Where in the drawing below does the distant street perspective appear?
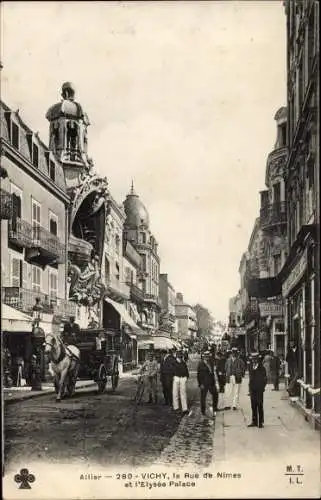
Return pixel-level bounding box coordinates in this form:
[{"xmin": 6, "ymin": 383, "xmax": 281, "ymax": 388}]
[{"xmin": 1, "ymin": 2, "xmax": 320, "ymax": 498}]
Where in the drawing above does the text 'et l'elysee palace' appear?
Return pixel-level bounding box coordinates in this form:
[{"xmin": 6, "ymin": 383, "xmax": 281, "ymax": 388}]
[{"xmin": 0, "ymin": 81, "xmax": 198, "ymax": 380}]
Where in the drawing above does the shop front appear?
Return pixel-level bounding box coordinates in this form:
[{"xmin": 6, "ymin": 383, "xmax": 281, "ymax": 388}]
[{"xmin": 282, "ymin": 233, "xmax": 320, "ymax": 415}]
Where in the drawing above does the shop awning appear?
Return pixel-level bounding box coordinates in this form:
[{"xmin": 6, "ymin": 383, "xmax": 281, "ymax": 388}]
[
  {"xmin": 104, "ymin": 297, "xmax": 141, "ymax": 335},
  {"xmin": 246, "ymin": 276, "xmax": 281, "ymax": 298},
  {"xmin": 138, "ymin": 336, "xmax": 181, "ymax": 351},
  {"xmin": 1, "ymin": 304, "xmax": 32, "ymax": 332}
]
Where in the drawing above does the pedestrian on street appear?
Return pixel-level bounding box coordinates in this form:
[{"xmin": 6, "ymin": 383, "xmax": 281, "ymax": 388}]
[
  {"xmin": 160, "ymin": 349, "xmax": 176, "ymax": 406},
  {"xmin": 263, "ymin": 350, "xmax": 273, "ymax": 384},
  {"xmin": 215, "ymin": 350, "xmax": 227, "ymax": 410},
  {"xmin": 172, "ymin": 350, "xmax": 189, "ymax": 415},
  {"xmin": 139, "ymin": 352, "xmax": 159, "ymax": 404},
  {"xmin": 270, "ymin": 352, "xmax": 281, "ymax": 391},
  {"xmin": 225, "ymin": 347, "xmax": 246, "ymax": 410},
  {"xmin": 248, "ymin": 352, "xmax": 267, "ymax": 428},
  {"xmin": 197, "ymin": 351, "xmax": 219, "ymax": 417},
  {"xmin": 286, "ymin": 341, "xmax": 299, "ymax": 396}
]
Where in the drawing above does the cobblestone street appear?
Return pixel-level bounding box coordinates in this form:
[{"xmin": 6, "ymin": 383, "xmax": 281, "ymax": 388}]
[{"xmin": 5, "ymin": 357, "xmax": 215, "ymax": 470}]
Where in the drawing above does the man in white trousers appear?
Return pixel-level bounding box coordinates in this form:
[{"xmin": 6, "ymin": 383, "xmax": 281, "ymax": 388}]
[
  {"xmin": 172, "ymin": 350, "xmax": 189, "ymax": 415},
  {"xmin": 225, "ymin": 348, "xmax": 246, "ymax": 410}
]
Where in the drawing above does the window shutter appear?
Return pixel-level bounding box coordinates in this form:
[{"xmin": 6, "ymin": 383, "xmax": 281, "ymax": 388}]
[
  {"xmin": 22, "ymin": 262, "xmax": 29, "ymax": 289},
  {"xmin": 11, "ymin": 258, "xmax": 21, "ymax": 287},
  {"xmin": 49, "ymin": 272, "xmax": 57, "ymax": 299},
  {"xmin": 12, "ymin": 193, "xmax": 22, "ymax": 218},
  {"xmin": 49, "ymin": 218, "xmax": 58, "ymax": 235}
]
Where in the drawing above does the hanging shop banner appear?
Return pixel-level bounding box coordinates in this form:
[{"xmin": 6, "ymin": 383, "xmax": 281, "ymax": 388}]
[
  {"xmin": 259, "ymin": 302, "xmax": 283, "ymax": 317},
  {"xmin": 282, "ymin": 250, "xmax": 307, "ymax": 298}
]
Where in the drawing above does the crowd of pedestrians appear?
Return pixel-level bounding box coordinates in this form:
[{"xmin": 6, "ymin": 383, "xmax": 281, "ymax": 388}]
[{"xmin": 136, "ymin": 345, "xmax": 287, "ymax": 427}]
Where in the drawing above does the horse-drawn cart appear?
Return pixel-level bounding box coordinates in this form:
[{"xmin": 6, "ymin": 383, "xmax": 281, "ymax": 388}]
[{"xmin": 63, "ymin": 328, "xmax": 120, "ymax": 394}]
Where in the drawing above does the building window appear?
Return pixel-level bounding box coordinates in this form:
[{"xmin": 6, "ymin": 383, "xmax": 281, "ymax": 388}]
[
  {"xmin": 11, "ymin": 121, "xmax": 19, "ymax": 149},
  {"xmin": 11, "ymin": 257, "xmax": 22, "ymax": 287},
  {"xmin": 115, "ymin": 262, "xmax": 120, "ymax": 281},
  {"xmin": 32, "ymin": 143, "xmax": 39, "ymax": 168},
  {"xmin": 140, "ymin": 232, "xmax": 146, "ymax": 244},
  {"xmin": 32, "ymin": 266, "xmax": 41, "ymax": 292},
  {"xmin": 32, "ymin": 199, "xmax": 41, "ymax": 242},
  {"xmin": 141, "ymin": 254, "xmax": 147, "ymax": 271},
  {"xmin": 49, "ymin": 271, "xmax": 58, "ymax": 301},
  {"xmin": 49, "ymin": 161, "xmax": 56, "ymax": 182},
  {"xmin": 49, "ymin": 211, "xmax": 58, "ymax": 236}
]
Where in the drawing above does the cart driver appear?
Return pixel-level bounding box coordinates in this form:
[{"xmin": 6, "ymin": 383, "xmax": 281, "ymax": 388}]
[
  {"xmin": 62, "ymin": 316, "xmax": 80, "ymax": 344},
  {"xmin": 139, "ymin": 352, "xmax": 159, "ymax": 404}
]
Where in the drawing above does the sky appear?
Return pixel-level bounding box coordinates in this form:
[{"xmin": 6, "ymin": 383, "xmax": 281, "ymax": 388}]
[{"xmin": 1, "ymin": 1, "xmax": 286, "ymax": 321}]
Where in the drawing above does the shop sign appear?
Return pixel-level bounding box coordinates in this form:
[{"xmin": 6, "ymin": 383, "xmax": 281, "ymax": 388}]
[
  {"xmin": 259, "ymin": 302, "xmax": 283, "ymax": 317},
  {"xmin": 282, "ymin": 250, "xmax": 307, "ymax": 297}
]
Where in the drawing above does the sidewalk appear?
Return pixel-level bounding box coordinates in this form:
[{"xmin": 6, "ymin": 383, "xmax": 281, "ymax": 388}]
[
  {"xmin": 213, "ymin": 377, "xmax": 320, "ymax": 464},
  {"xmin": 3, "ymin": 380, "xmax": 96, "ymax": 403},
  {"xmin": 3, "ymin": 369, "xmax": 136, "ymax": 403}
]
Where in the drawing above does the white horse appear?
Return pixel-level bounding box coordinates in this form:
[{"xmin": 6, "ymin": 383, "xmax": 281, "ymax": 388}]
[{"xmin": 44, "ymin": 333, "xmax": 80, "ymax": 402}]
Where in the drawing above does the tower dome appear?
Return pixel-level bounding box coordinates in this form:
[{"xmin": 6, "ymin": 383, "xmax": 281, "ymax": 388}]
[
  {"xmin": 123, "ymin": 181, "xmax": 149, "ymax": 228},
  {"xmin": 46, "ymin": 82, "xmax": 90, "ymax": 169}
]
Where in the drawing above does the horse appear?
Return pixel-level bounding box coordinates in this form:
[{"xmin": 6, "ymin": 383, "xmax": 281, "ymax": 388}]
[{"xmin": 44, "ymin": 333, "xmax": 80, "ymax": 402}]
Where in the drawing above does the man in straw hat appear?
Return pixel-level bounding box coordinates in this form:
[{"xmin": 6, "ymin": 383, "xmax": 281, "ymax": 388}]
[
  {"xmin": 247, "ymin": 352, "xmax": 267, "ymax": 428},
  {"xmin": 225, "ymin": 347, "xmax": 246, "ymax": 410},
  {"xmin": 172, "ymin": 350, "xmax": 189, "ymax": 415}
]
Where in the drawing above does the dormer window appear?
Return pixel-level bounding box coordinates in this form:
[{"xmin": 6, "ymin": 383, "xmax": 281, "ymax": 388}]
[
  {"xmin": 32, "ymin": 142, "xmax": 39, "ymax": 168},
  {"xmin": 49, "ymin": 160, "xmax": 56, "ymax": 182},
  {"xmin": 11, "ymin": 121, "xmax": 19, "ymax": 149}
]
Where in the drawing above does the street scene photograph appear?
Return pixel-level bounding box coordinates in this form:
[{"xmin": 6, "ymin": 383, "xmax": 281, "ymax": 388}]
[{"xmin": 1, "ymin": 1, "xmax": 320, "ymax": 499}]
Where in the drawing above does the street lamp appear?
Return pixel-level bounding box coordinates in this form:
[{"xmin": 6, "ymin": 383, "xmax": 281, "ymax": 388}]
[{"xmin": 31, "ymin": 298, "xmax": 43, "ymax": 391}]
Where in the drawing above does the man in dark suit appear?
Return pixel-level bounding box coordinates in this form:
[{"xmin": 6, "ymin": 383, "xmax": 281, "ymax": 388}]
[
  {"xmin": 248, "ymin": 352, "xmax": 267, "ymax": 428},
  {"xmin": 197, "ymin": 351, "xmax": 219, "ymax": 417},
  {"xmin": 160, "ymin": 349, "xmax": 176, "ymax": 406}
]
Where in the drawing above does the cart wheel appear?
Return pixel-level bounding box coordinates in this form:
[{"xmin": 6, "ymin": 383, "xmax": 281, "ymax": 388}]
[
  {"xmin": 97, "ymin": 364, "xmax": 107, "ymax": 393},
  {"xmin": 111, "ymin": 369, "xmax": 119, "ymax": 392}
]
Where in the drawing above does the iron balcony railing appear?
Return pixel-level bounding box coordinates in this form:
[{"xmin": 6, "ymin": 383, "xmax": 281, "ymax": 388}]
[
  {"xmin": 144, "ymin": 293, "xmax": 162, "ymax": 307},
  {"xmin": 2, "ymin": 286, "xmax": 77, "ymax": 317},
  {"xmin": 260, "ymin": 201, "xmax": 287, "ymax": 228},
  {"xmin": 126, "ymin": 281, "xmax": 145, "ymax": 302},
  {"xmin": 106, "ymin": 278, "xmax": 130, "ymax": 300},
  {"xmin": 0, "ymin": 188, "xmax": 13, "ymax": 219},
  {"xmin": 32, "ymin": 225, "xmax": 66, "ymax": 263},
  {"xmin": 8, "ymin": 218, "xmax": 33, "ymax": 248}
]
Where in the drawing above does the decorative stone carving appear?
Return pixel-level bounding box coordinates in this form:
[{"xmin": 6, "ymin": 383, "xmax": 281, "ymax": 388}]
[{"xmin": 68, "ymin": 255, "xmax": 106, "ymax": 307}]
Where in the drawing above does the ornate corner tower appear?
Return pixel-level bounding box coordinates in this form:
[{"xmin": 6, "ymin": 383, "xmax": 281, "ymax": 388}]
[{"xmin": 46, "ymin": 83, "xmax": 110, "ymax": 316}]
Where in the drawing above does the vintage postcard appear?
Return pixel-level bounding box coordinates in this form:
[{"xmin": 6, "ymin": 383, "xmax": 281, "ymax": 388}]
[{"xmin": 1, "ymin": 1, "xmax": 320, "ymax": 499}]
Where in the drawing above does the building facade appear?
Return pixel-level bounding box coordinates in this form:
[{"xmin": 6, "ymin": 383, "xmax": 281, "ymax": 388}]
[
  {"xmin": 256, "ymin": 108, "xmax": 289, "ymax": 356},
  {"xmin": 123, "ymin": 183, "xmax": 161, "ymax": 330},
  {"xmin": 1, "ymin": 99, "xmax": 75, "ymax": 383},
  {"xmin": 282, "ymin": 0, "xmax": 320, "ymax": 417},
  {"xmin": 159, "ymin": 273, "xmax": 177, "ymax": 336},
  {"xmin": 175, "ymin": 292, "xmax": 197, "ymax": 340}
]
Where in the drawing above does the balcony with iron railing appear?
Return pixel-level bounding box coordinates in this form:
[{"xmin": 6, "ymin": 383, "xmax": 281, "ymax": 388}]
[
  {"xmin": 8, "ymin": 218, "xmax": 33, "ymax": 248},
  {"xmin": 0, "ymin": 188, "xmax": 13, "ymax": 219},
  {"xmin": 106, "ymin": 277, "xmax": 130, "ymax": 300},
  {"xmin": 26, "ymin": 225, "xmax": 66, "ymax": 266},
  {"xmin": 126, "ymin": 281, "xmax": 145, "ymax": 302},
  {"xmin": 260, "ymin": 201, "xmax": 287, "ymax": 229},
  {"xmin": 2, "ymin": 286, "xmax": 77, "ymax": 318},
  {"xmin": 144, "ymin": 293, "xmax": 162, "ymax": 307}
]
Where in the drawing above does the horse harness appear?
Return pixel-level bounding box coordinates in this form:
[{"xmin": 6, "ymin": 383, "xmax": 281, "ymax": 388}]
[{"xmin": 44, "ymin": 334, "xmax": 79, "ymax": 364}]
